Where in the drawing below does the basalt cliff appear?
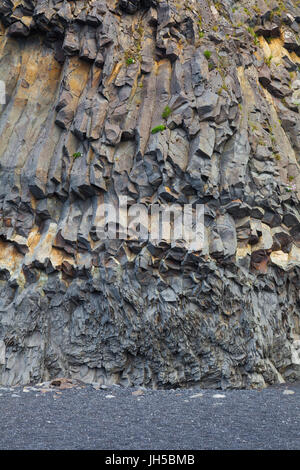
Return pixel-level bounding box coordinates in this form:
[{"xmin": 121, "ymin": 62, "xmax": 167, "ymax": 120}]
[{"xmin": 0, "ymin": 0, "xmax": 300, "ymax": 389}]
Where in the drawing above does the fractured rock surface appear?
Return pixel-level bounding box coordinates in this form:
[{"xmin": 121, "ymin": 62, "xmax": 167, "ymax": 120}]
[{"xmin": 0, "ymin": 0, "xmax": 300, "ymax": 388}]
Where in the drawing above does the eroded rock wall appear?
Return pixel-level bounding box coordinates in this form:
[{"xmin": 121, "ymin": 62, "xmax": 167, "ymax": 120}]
[{"xmin": 0, "ymin": 0, "xmax": 300, "ymax": 388}]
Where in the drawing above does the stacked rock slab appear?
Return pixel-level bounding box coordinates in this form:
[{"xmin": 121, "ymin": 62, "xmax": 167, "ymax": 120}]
[{"xmin": 0, "ymin": 0, "xmax": 299, "ymax": 388}]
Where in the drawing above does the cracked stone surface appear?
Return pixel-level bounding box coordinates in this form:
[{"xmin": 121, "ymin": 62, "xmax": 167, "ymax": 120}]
[{"xmin": 0, "ymin": 1, "xmax": 300, "ymax": 389}]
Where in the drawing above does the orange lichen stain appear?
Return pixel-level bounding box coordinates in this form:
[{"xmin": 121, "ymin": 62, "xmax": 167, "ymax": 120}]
[
  {"xmin": 0, "ymin": 24, "xmax": 8, "ymax": 55},
  {"xmin": 12, "ymin": 1, "xmax": 22, "ymax": 11},
  {"xmin": 107, "ymin": 61, "xmax": 123, "ymax": 85},
  {"xmin": 23, "ymin": 63, "xmax": 39, "ymax": 87},
  {"xmin": 267, "ymin": 37, "xmax": 284, "ymax": 59},
  {"xmin": 0, "ymin": 240, "xmax": 23, "ymax": 273},
  {"xmin": 252, "ymin": 257, "xmax": 269, "ymax": 273},
  {"xmin": 15, "ymin": 38, "xmax": 59, "ymax": 100},
  {"xmin": 3, "ymin": 218, "xmax": 12, "ymax": 227},
  {"xmin": 67, "ymin": 57, "xmax": 91, "ymax": 97},
  {"xmin": 130, "ymin": 19, "xmax": 138, "ymax": 35},
  {"xmin": 44, "ymin": 231, "xmax": 55, "ymax": 246},
  {"xmin": 237, "ymin": 245, "xmax": 251, "ymax": 256},
  {"xmin": 258, "ymin": 34, "xmax": 300, "ymax": 65},
  {"xmin": 87, "ymin": 147, "xmax": 95, "ymax": 164},
  {"xmin": 20, "ymin": 16, "xmax": 33, "ymax": 28},
  {"xmin": 153, "ymin": 59, "xmax": 170, "ymax": 75},
  {"xmin": 49, "ymin": 247, "xmax": 75, "ymax": 269},
  {"xmin": 90, "ymin": 67, "xmax": 102, "ymax": 89},
  {"xmin": 289, "ymin": 51, "xmax": 300, "ymax": 64},
  {"xmin": 13, "ymin": 97, "xmax": 28, "ymax": 107},
  {"xmin": 129, "ymin": 70, "xmax": 141, "ymax": 104},
  {"xmin": 270, "ymin": 250, "xmax": 289, "ymax": 266},
  {"xmin": 30, "ymin": 195, "xmax": 37, "ymax": 211},
  {"xmin": 175, "ymin": 39, "xmax": 184, "ymax": 54},
  {"xmin": 27, "ymin": 227, "xmax": 41, "ymax": 255},
  {"xmin": 38, "ymin": 54, "xmax": 62, "ymax": 84}
]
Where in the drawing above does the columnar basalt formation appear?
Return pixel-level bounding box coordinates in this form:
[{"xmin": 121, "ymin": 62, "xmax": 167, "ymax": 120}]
[{"xmin": 0, "ymin": 0, "xmax": 300, "ymax": 388}]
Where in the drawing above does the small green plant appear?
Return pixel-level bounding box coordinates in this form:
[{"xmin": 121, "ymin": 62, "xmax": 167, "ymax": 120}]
[
  {"xmin": 204, "ymin": 50, "xmax": 212, "ymax": 60},
  {"xmin": 249, "ymin": 122, "xmax": 258, "ymax": 132},
  {"xmin": 162, "ymin": 106, "xmax": 172, "ymax": 119},
  {"xmin": 285, "ymin": 182, "xmax": 297, "ymax": 192},
  {"xmin": 222, "ymin": 83, "xmax": 229, "ymax": 92},
  {"xmin": 199, "ymin": 30, "xmax": 205, "ymax": 38},
  {"xmin": 126, "ymin": 57, "xmax": 135, "ymax": 66},
  {"xmin": 151, "ymin": 125, "xmax": 166, "ymax": 134},
  {"xmin": 72, "ymin": 152, "xmax": 82, "ymax": 159},
  {"xmin": 253, "ymin": 5, "xmax": 262, "ymax": 14},
  {"xmin": 264, "ymin": 55, "xmax": 273, "ymax": 67},
  {"xmin": 247, "ymin": 27, "xmax": 260, "ymax": 46}
]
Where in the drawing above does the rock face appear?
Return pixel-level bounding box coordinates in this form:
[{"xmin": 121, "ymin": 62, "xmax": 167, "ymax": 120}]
[{"xmin": 0, "ymin": 0, "xmax": 300, "ymax": 389}]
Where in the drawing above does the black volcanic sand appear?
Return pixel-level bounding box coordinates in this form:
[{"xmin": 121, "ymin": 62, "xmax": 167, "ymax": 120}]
[{"xmin": 0, "ymin": 381, "xmax": 299, "ymax": 450}]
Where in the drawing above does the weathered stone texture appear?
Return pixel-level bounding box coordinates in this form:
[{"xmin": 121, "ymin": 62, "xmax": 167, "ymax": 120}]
[{"xmin": 0, "ymin": 0, "xmax": 300, "ymax": 388}]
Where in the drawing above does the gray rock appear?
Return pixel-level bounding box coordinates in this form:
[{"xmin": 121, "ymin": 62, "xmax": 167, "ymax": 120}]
[{"xmin": 0, "ymin": 0, "xmax": 299, "ymax": 391}]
